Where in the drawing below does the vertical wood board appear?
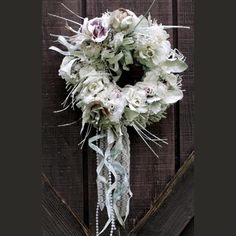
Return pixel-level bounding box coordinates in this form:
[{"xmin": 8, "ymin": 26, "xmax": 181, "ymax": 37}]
[
  {"xmin": 177, "ymin": 0, "xmax": 194, "ymax": 164},
  {"xmin": 42, "ymin": 0, "xmax": 85, "ymax": 220}
]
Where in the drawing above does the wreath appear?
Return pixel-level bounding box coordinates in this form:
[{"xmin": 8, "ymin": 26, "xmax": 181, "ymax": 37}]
[{"xmin": 49, "ymin": 4, "xmax": 188, "ymax": 236}]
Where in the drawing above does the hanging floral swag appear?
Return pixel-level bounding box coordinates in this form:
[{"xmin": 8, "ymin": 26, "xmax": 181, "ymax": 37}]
[{"xmin": 49, "ymin": 2, "xmax": 189, "ymax": 235}]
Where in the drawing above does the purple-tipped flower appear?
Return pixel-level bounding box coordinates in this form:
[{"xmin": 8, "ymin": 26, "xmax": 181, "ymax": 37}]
[{"xmin": 87, "ymin": 16, "xmax": 110, "ymax": 43}]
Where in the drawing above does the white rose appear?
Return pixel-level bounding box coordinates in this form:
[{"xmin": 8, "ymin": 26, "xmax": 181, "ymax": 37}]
[
  {"xmin": 136, "ymin": 82, "xmax": 161, "ymax": 104},
  {"xmin": 111, "ymin": 8, "xmax": 139, "ymax": 33},
  {"xmin": 123, "ymin": 86, "xmax": 148, "ymax": 113},
  {"xmin": 77, "ymin": 70, "xmax": 110, "ymax": 105},
  {"xmin": 135, "ymin": 40, "xmax": 171, "ymax": 67}
]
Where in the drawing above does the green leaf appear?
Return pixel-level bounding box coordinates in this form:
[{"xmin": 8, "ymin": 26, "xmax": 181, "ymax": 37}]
[{"xmin": 124, "ymin": 108, "xmax": 139, "ymax": 122}]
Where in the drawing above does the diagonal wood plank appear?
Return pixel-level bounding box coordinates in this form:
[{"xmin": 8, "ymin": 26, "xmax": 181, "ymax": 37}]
[
  {"xmin": 180, "ymin": 217, "xmax": 194, "ymax": 236},
  {"xmin": 41, "ymin": 173, "xmax": 91, "ymax": 236},
  {"xmin": 128, "ymin": 152, "xmax": 194, "ymax": 236}
]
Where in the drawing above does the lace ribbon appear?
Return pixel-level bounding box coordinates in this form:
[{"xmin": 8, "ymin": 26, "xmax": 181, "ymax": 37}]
[{"xmin": 88, "ymin": 125, "xmax": 132, "ymax": 235}]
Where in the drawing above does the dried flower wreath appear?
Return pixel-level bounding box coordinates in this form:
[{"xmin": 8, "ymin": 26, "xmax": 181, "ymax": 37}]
[{"xmin": 49, "ymin": 1, "xmax": 189, "ymax": 235}]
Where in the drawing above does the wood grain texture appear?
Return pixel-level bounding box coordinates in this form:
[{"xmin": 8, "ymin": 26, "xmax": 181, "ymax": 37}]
[
  {"xmin": 85, "ymin": 0, "xmax": 176, "ymax": 234},
  {"xmin": 41, "ymin": 173, "xmax": 91, "ymax": 236},
  {"xmin": 177, "ymin": 0, "xmax": 194, "ymax": 164},
  {"xmin": 42, "ymin": 0, "xmax": 85, "ymax": 220},
  {"xmin": 128, "ymin": 152, "xmax": 194, "ymax": 236}
]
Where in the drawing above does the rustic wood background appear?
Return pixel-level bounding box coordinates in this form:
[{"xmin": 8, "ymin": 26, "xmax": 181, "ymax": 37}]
[{"xmin": 42, "ymin": 0, "xmax": 194, "ymax": 235}]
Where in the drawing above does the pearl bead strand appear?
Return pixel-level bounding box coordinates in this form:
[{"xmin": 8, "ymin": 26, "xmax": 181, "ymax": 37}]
[
  {"xmin": 95, "ymin": 132, "xmax": 100, "ymax": 236},
  {"xmin": 108, "ymin": 159, "xmax": 116, "ymax": 236}
]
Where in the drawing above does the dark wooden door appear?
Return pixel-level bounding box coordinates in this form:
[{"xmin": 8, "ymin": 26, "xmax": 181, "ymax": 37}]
[{"xmin": 42, "ymin": 0, "xmax": 194, "ymax": 235}]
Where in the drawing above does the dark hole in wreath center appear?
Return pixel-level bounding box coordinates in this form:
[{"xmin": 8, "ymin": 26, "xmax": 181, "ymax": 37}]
[{"xmin": 116, "ymin": 64, "xmax": 144, "ymax": 88}]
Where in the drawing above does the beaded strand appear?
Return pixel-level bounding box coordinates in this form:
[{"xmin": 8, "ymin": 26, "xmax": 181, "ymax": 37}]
[
  {"xmin": 108, "ymin": 157, "xmax": 116, "ymax": 236},
  {"xmin": 95, "ymin": 134, "xmax": 100, "ymax": 236}
]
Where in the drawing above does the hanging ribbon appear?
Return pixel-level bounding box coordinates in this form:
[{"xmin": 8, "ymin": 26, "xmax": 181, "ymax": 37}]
[{"xmin": 88, "ymin": 125, "xmax": 132, "ymax": 235}]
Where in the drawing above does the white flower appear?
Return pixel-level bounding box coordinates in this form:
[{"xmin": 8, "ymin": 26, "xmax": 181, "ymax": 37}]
[
  {"xmin": 79, "ymin": 83, "xmax": 127, "ymax": 125},
  {"xmin": 133, "ymin": 23, "xmax": 172, "ymax": 68},
  {"xmin": 136, "ymin": 82, "xmax": 155, "ymax": 96},
  {"xmin": 81, "ymin": 100, "xmax": 108, "ymax": 127},
  {"xmin": 111, "ymin": 8, "xmax": 139, "ymax": 33},
  {"xmin": 135, "ymin": 81, "xmax": 164, "ymax": 115},
  {"xmin": 97, "ymin": 85, "xmax": 127, "ymax": 123},
  {"xmin": 123, "ymin": 86, "xmax": 148, "ymax": 113},
  {"xmin": 135, "ymin": 40, "xmax": 171, "ymax": 67},
  {"xmin": 76, "ymin": 69, "xmax": 110, "ymax": 105}
]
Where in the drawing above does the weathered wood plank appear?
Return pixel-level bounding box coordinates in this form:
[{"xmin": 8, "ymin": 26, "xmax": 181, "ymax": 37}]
[
  {"xmin": 85, "ymin": 0, "xmax": 176, "ymax": 234},
  {"xmin": 128, "ymin": 152, "xmax": 194, "ymax": 236},
  {"xmin": 41, "ymin": 173, "xmax": 91, "ymax": 236},
  {"xmin": 177, "ymin": 0, "xmax": 194, "ymax": 165},
  {"xmin": 42, "ymin": 0, "xmax": 85, "ymax": 219},
  {"xmin": 180, "ymin": 217, "xmax": 194, "ymax": 236}
]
